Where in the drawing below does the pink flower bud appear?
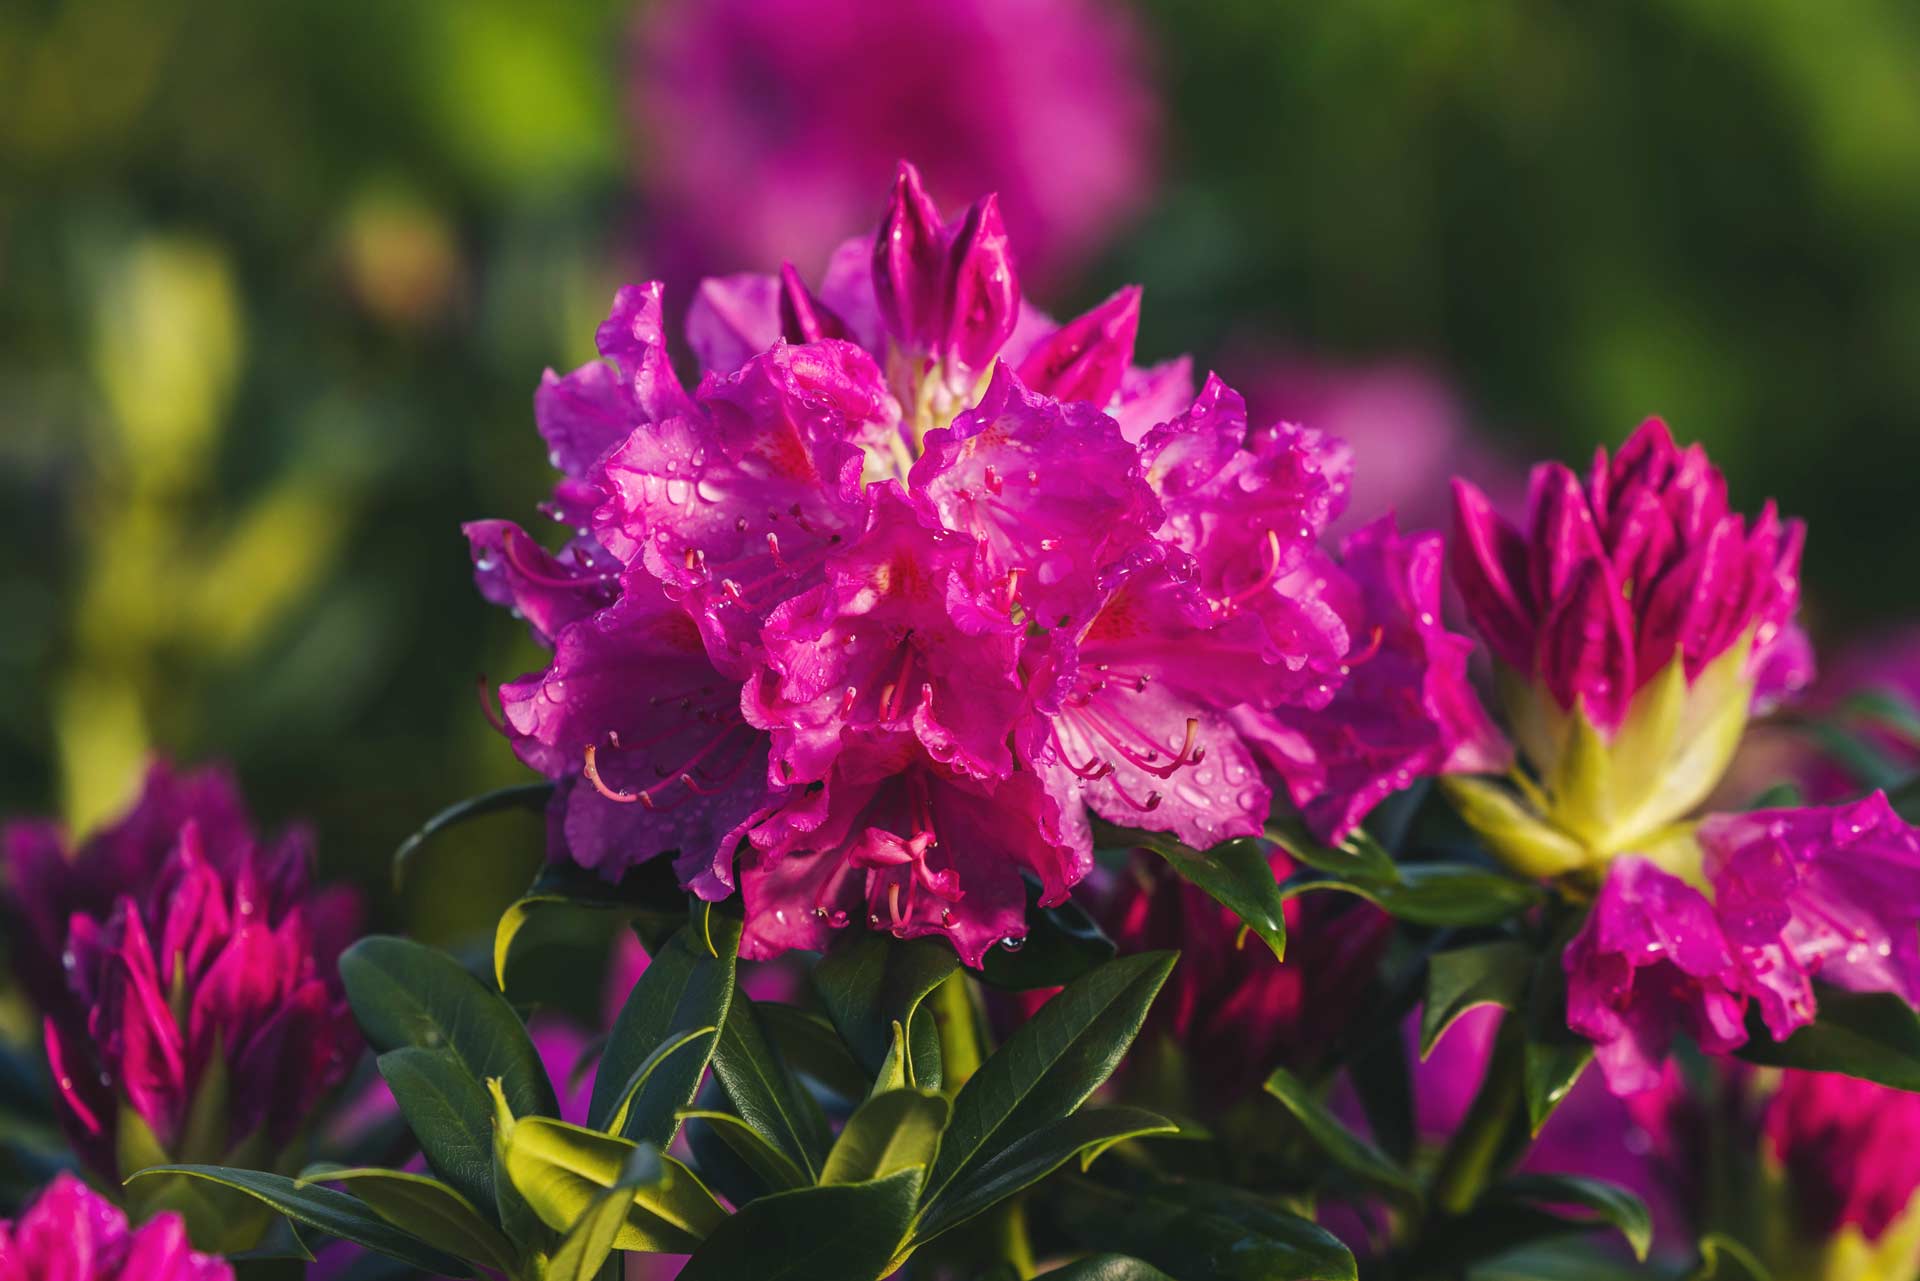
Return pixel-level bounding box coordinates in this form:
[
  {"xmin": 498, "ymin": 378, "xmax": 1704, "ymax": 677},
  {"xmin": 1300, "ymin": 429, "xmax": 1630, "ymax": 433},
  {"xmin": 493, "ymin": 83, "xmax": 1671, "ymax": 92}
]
[
  {"xmin": 0, "ymin": 1174, "xmax": 231, "ymax": 1281},
  {"xmin": 1016, "ymin": 285, "xmax": 1141, "ymax": 409}
]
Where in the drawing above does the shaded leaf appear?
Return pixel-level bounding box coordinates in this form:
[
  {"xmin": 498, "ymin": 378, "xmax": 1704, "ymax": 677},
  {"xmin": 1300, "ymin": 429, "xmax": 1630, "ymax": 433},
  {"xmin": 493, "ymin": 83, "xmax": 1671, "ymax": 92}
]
[
  {"xmin": 375, "ymin": 1046, "xmax": 496, "ymax": 1216},
  {"xmin": 1267, "ymin": 815, "xmax": 1400, "ymax": 883},
  {"xmin": 392, "ymin": 784, "xmax": 552, "ymax": 892},
  {"xmin": 823, "ymin": 1088, "xmax": 950, "ymax": 1187},
  {"xmin": 296, "ymin": 1165, "xmax": 518, "ymax": 1274},
  {"xmin": 676, "ymin": 1167, "xmax": 924, "ymax": 1281},
  {"xmin": 1104, "ymin": 825, "xmax": 1286, "ymax": 960},
  {"xmin": 814, "ymin": 932, "xmax": 957, "ymax": 1084},
  {"xmin": 711, "ymin": 996, "xmax": 834, "ymax": 1181},
  {"xmin": 1037, "ymin": 1258, "xmax": 1176, "ymax": 1281},
  {"xmin": 1287, "ymin": 864, "xmax": 1542, "ymax": 926},
  {"xmin": 757, "ymin": 1002, "xmax": 872, "ymax": 1101},
  {"xmin": 1262, "ymin": 1066, "xmax": 1417, "ymax": 1204},
  {"xmin": 1423, "ymin": 940, "xmax": 1533, "ymax": 1056},
  {"xmin": 979, "ymin": 883, "xmax": 1117, "ymax": 991},
  {"xmin": 674, "ymin": 1110, "xmax": 810, "ymax": 1194},
  {"xmin": 1735, "ymin": 988, "xmax": 1920, "ymax": 1090},
  {"xmin": 1524, "ymin": 924, "xmax": 1592, "ymax": 1134},
  {"xmin": 1493, "ymin": 1174, "xmax": 1653, "ymax": 1261},
  {"xmin": 1060, "ymin": 1177, "xmax": 1356, "ymax": 1281}
]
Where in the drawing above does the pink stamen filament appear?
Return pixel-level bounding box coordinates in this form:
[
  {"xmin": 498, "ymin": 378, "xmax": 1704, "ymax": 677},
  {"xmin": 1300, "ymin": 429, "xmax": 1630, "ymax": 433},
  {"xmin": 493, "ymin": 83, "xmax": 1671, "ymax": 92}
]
[
  {"xmin": 476, "ymin": 676, "xmax": 508, "ymax": 734},
  {"xmin": 503, "ymin": 528, "xmax": 607, "ymax": 590},
  {"xmin": 583, "ymin": 722, "xmax": 752, "ymax": 810},
  {"xmin": 1219, "ymin": 529, "xmax": 1285, "ymax": 613}
]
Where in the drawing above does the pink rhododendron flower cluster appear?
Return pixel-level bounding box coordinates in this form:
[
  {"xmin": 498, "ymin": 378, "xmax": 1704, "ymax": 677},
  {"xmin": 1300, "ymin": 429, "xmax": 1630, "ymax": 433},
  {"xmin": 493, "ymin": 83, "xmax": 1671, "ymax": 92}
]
[
  {"xmin": 0, "ymin": 1175, "xmax": 230, "ymax": 1281},
  {"xmin": 629, "ymin": 0, "xmax": 1159, "ymax": 288},
  {"xmin": 1764, "ymin": 1070, "xmax": 1920, "ymax": 1253},
  {"xmin": 470, "ymin": 162, "xmax": 1498, "ymax": 965},
  {"xmin": 1, "ymin": 762, "xmax": 359, "ymax": 1177}
]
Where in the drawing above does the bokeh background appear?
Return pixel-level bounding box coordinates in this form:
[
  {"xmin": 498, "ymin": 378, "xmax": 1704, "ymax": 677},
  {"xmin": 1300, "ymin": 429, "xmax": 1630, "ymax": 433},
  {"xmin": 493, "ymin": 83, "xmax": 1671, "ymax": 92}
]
[{"xmin": 5, "ymin": 0, "xmax": 1919, "ymax": 942}]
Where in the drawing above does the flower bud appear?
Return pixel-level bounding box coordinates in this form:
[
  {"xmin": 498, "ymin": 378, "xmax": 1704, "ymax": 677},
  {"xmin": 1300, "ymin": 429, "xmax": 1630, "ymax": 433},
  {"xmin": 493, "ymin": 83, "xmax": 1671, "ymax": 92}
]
[
  {"xmin": 0, "ymin": 1174, "xmax": 231, "ymax": 1281},
  {"xmin": 1445, "ymin": 420, "xmax": 1808, "ymax": 881},
  {"xmin": 1016, "ymin": 285, "xmax": 1141, "ymax": 410},
  {"xmin": 872, "ymin": 160, "xmax": 951, "ymax": 351}
]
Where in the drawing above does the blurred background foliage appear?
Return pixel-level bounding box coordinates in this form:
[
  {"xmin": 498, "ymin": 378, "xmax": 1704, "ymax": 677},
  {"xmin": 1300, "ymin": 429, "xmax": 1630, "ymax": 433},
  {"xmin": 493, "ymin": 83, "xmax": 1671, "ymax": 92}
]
[{"xmin": 4, "ymin": 0, "xmax": 1918, "ymax": 943}]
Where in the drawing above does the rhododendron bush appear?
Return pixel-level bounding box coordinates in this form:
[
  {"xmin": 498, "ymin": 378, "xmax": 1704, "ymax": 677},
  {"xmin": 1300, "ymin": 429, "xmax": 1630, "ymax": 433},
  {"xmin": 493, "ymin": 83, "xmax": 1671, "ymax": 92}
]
[{"xmin": 10, "ymin": 165, "xmax": 1920, "ymax": 1281}]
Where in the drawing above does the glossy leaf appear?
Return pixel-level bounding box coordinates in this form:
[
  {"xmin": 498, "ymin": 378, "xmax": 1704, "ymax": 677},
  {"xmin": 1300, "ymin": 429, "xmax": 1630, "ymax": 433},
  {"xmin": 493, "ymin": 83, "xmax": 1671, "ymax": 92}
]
[
  {"xmin": 544, "ymin": 1144, "xmax": 664, "ymax": 1281},
  {"xmin": 926, "ymin": 951, "xmax": 1175, "ymax": 1209},
  {"xmin": 375, "ymin": 1046, "xmax": 496, "ymax": 1215},
  {"xmin": 814, "ymin": 932, "xmax": 958, "ymax": 1083},
  {"xmin": 589, "ymin": 911, "xmax": 739, "ymax": 1147},
  {"xmin": 1735, "ymin": 988, "xmax": 1920, "ymax": 1089},
  {"xmin": 1493, "ymin": 1174, "xmax": 1653, "ymax": 1261},
  {"xmin": 296, "ymin": 1165, "xmax": 518, "ymax": 1274},
  {"xmin": 340, "ymin": 936, "xmax": 559, "ymax": 1121},
  {"xmin": 822, "ymin": 1088, "xmax": 950, "ymax": 1186},
  {"xmin": 916, "ymin": 1107, "xmax": 1176, "ymax": 1243},
  {"xmin": 1423, "ymin": 940, "xmax": 1533, "ymax": 1056},
  {"xmin": 603, "ymin": 1025, "xmax": 719, "ymax": 1136},
  {"xmin": 1523, "ymin": 927, "xmax": 1593, "ymax": 1134},
  {"xmin": 1061, "ymin": 1177, "xmax": 1356, "ymax": 1281},
  {"xmin": 674, "ymin": 1110, "xmax": 810, "ymax": 1193},
  {"xmin": 391, "ymin": 783, "xmax": 552, "ymax": 891},
  {"xmin": 1262, "ymin": 1066, "xmax": 1417, "ymax": 1204},
  {"xmin": 493, "ymin": 860, "xmax": 690, "ymax": 994},
  {"xmin": 495, "ymin": 1104, "xmax": 728, "ymax": 1253},
  {"xmin": 756, "ymin": 1002, "xmax": 872, "ymax": 1101},
  {"xmin": 1037, "ymin": 1258, "xmax": 1176, "ymax": 1281},
  {"xmin": 711, "ymin": 996, "xmax": 834, "ymax": 1180},
  {"xmin": 1287, "ymin": 863, "xmax": 1542, "ymax": 926},
  {"xmin": 1104, "ymin": 824, "xmax": 1287, "ymax": 960},
  {"xmin": 1267, "ymin": 815, "xmax": 1400, "ymax": 883},
  {"xmin": 978, "ymin": 883, "xmax": 1117, "ymax": 991},
  {"xmin": 676, "ymin": 1167, "xmax": 924, "ymax": 1281},
  {"xmin": 125, "ymin": 1166, "xmax": 470, "ymax": 1276}
]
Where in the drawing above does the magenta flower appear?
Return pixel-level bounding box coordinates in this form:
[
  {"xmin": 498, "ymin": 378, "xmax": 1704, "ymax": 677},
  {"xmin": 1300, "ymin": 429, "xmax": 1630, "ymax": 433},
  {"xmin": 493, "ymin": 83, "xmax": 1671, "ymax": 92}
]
[
  {"xmin": 3, "ymin": 764, "xmax": 359, "ymax": 1180},
  {"xmin": 1564, "ymin": 793, "xmax": 1920, "ymax": 1094},
  {"xmin": 1445, "ymin": 419, "xmax": 1812, "ymax": 882},
  {"xmin": 471, "ymin": 165, "xmax": 1482, "ymax": 963},
  {"xmin": 628, "ymin": 0, "xmax": 1159, "ymax": 288},
  {"xmin": 0, "ymin": 1175, "xmax": 231, "ymax": 1281},
  {"xmin": 1765, "ymin": 1070, "xmax": 1920, "ymax": 1260},
  {"xmin": 1099, "ymin": 845, "xmax": 1392, "ymax": 1103}
]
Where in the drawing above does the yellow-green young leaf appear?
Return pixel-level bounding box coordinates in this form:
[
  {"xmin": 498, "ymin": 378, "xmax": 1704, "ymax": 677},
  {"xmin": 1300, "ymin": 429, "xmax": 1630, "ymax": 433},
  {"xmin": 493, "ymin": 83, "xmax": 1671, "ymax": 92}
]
[
  {"xmin": 544, "ymin": 1145, "xmax": 666, "ymax": 1281},
  {"xmin": 873, "ymin": 1020, "xmax": 911, "ymax": 1095},
  {"xmin": 821, "ymin": 1089, "xmax": 949, "ymax": 1186},
  {"xmin": 296, "ymin": 1166, "xmax": 518, "ymax": 1275},
  {"xmin": 499, "ymin": 1111, "xmax": 728, "ymax": 1252}
]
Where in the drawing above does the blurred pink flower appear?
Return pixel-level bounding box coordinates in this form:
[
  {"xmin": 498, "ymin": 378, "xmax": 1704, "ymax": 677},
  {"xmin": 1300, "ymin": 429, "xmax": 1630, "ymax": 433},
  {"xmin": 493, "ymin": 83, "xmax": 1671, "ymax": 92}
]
[
  {"xmin": 0, "ymin": 1174, "xmax": 230, "ymax": 1281},
  {"xmin": 1765, "ymin": 1069, "xmax": 1920, "ymax": 1249},
  {"xmin": 629, "ymin": 0, "xmax": 1160, "ymax": 287}
]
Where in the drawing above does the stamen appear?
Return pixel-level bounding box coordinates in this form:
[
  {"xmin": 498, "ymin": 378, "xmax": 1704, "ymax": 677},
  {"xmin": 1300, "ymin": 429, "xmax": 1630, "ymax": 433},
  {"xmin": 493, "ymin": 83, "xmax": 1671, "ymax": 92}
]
[
  {"xmin": 1345, "ymin": 625, "xmax": 1386, "ymax": 668},
  {"xmin": 584, "ymin": 744, "xmax": 644, "ymax": 806},
  {"xmin": 1108, "ymin": 774, "xmax": 1162, "ymax": 812},
  {"xmin": 502, "ymin": 528, "xmax": 602, "ymax": 590},
  {"xmin": 476, "ymin": 676, "xmax": 508, "ymax": 734},
  {"xmin": 1218, "ymin": 528, "xmax": 1285, "ymax": 613}
]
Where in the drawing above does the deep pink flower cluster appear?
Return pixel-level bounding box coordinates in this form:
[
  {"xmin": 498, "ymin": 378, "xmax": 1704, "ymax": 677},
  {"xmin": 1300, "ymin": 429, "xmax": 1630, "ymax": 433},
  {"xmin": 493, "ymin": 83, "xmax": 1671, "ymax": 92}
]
[
  {"xmin": 1764, "ymin": 1070, "xmax": 1920, "ymax": 1248},
  {"xmin": 629, "ymin": 0, "xmax": 1159, "ymax": 287},
  {"xmin": 471, "ymin": 163, "xmax": 1498, "ymax": 965},
  {"xmin": 0, "ymin": 1175, "xmax": 230, "ymax": 1281},
  {"xmin": 1, "ymin": 763, "xmax": 359, "ymax": 1175},
  {"xmin": 1565, "ymin": 794, "xmax": 1920, "ymax": 1094}
]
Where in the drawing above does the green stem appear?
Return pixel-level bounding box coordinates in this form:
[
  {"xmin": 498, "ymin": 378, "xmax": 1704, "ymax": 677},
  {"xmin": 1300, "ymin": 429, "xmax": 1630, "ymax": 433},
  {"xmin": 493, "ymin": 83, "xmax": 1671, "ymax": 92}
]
[{"xmin": 1427, "ymin": 1011, "xmax": 1527, "ymax": 1217}]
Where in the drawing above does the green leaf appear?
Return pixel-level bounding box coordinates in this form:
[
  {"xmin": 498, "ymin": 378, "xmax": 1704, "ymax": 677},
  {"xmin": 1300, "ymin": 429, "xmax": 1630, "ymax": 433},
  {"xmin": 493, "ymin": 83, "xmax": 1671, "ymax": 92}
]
[
  {"xmin": 543, "ymin": 1144, "xmax": 664, "ymax": 1281},
  {"xmin": 589, "ymin": 911, "xmax": 739, "ymax": 1147},
  {"xmin": 675, "ymin": 1110, "xmax": 811, "ymax": 1193},
  {"xmin": 493, "ymin": 859, "xmax": 691, "ymax": 994},
  {"xmin": 340, "ymin": 936, "xmax": 559, "ymax": 1123},
  {"xmin": 374, "ymin": 1047, "xmax": 497, "ymax": 1216},
  {"xmin": 916, "ymin": 1107, "xmax": 1176, "ymax": 1243},
  {"xmin": 756, "ymin": 1002, "xmax": 873, "ymax": 1102},
  {"xmin": 1037, "ymin": 1258, "xmax": 1176, "ymax": 1281},
  {"xmin": 125, "ymin": 1166, "xmax": 471, "ymax": 1276},
  {"xmin": 1501, "ymin": 1175, "xmax": 1652, "ymax": 1261},
  {"xmin": 1103, "ymin": 824, "xmax": 1287, "ymax": 960},
  {"xmin": 711, "ymin": 996, "xmax": 835, "ymax": 1180},
  {"xmin": 1060, "ymin": 1178, "xmax": 1356, "ymax": 1281},
  {"xmin": 814, "ymin": 932, "xmax": 958, "ymax": 1083},
  {"xmin": 1467, "ymin": 1242, "xmax": 1657, "ymax": 1280},
  {"xmin": 1735, "ymin": 987, "xmax": 1920, "ymax": 1089},
  {"xmin": 392, "ymin": 783, "xmax": 552, "ymax": 891},
  {"xmin": 926, "ymin": 951, "xmax": 1175, "ymax": 1210},
  {"xmin": 296, "ymin": 1165, "xmax": 519, "ymax": 1274},
  {"xmin": 1423, "ymin": 940, "xmax": 1533, "ymax": 1056},
  {"xmin": 496, "ymin": 1107, "xmax": 728, "ymax": 1253},
  {"xmin": 1523, "ymin": 926, "xmax": 1593, "ymax": 1134},
  {"xmin": 1689, "ymin": 1234, "xmax": 1773, "ymax": 1281},
  {"xmin": 1262, "ymin": 1066, "xmax": 1417, "ymax": 1204},
  {"xmin": 822, "ymin": 1088, "xmax": 950, "ymax": 1186},
  {"xmin": 1287, "ymin": 863, "xmax": 1542, "ymax": 926},
  {"xmin": 603, "ymin": 1025, "xmax": 719, "ymax": 1136},
  {"xmin": 676, "ymin": 1167, "xmax": 925, "ymax": 1281},
  {"xmin": 978, "ymin": 883, "xmax": 1117, "ymax": 991},
  {"xmin": 1266, "ymin": 815, "xmax": 1400, "ymax": 883}
]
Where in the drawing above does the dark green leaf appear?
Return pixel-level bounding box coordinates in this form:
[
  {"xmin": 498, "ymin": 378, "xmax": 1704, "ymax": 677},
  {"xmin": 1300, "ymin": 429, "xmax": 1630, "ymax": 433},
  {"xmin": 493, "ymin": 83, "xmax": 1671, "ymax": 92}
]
[
  {"xmin": 676, "ymin": 1167, "xmax": 924, "ymax": 1281},
  {"xmin": 674, "ymin": 1110, "xmax": 811, "ymax": 1193},
  {"xmin": 1348, "ymin": 1019, "xmax": 1417, "ymax": 1165},
  {"xmin": 916, "ymin": 1107, "xmax": 1176, "ymax": 1243},
  {"xmin": 926, "ymin": 951, "xmax": 1175, "ymax": 1209},
  {"xmin": 1060, "ymin": 1178, "xmax": 1356, "ymax": 1281},
  {"xmin": 813, "ymin": 932, "xmax": 958, "ymax": 1083},
  {"xmin": 1468, "ymin": 1242, "xmax": 1659, "ymax": 1280},
  {"xmin": 1262, "ymin": 1066, "xmax": 1417, "ymax": 1204},
  {"xmin": 1104, "ymin": 825, "xmax": 1286, "ymax": 960},
  {"xmin": 978, "ymin": 882, "xmax": 1117, "ymax": 991},
  {"xmin": 125, "ymin": 1166, "xmax": 470, "ymax": 1276},
  {"xmin": 1423, "ymin": 940, "xmax": 1533, "ymax": 1056},
  {"xmin": 1524, "ymin": 926, "xmax": 1592, "ymax": 1134},
  {"xmin": 756, "ymin": 1002, "xmax": 872, "ymax": 1101},
  {"xmin": 1266, "ymin": 815, "xmax": 1400, "ymax": 883},
  {"xmin": 493, "ymin": 860, "xmax": 691, "ymax": 994},
  {"xmin": 822, "ymin": 1088, "xmax": 950, "ymax": 1186},
  {"xmin": 711, "ymin": 996, "xmax": 834, "ymax": 1181},
  {"xmin": 1689, "ymin": 1234, "xmax": 1773, "ymax": 1281},
  {"xmin": 588, "ymin": 911, "xmax": 739, "ymax": 1147},
  {"xmin": 1287, "ymin": 864, "xmax": 1542, "ymax": 926},
  {"xmin": 1735, "ymin": 987, "xmax": 1920, "ymax": 1089},
  {"xmin": 1037, "ymin": 1258, "xmax": 1176, "ymax": 1281},
  {"xmin": 391, "ymin": 784, "xmax": 552, "ymax": 892},
  {"xmin": 602, "ymin": 1025, "xmax": 719, "ymax": 1137},
  {"xmin": 296, "ymin": 1166, "xmax": 518, "ymax": 1274},
  {"xmin": 374, "ymin": 1047, "xmax": 496, "ymax": 1216},
  {"xmin": 1487, "ymin": 1175, "xmax": 1653, "ymax": 1261},
  {"xmin": 340, "ymin": 936, "xmax": 559, "ymax": 1122}
]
